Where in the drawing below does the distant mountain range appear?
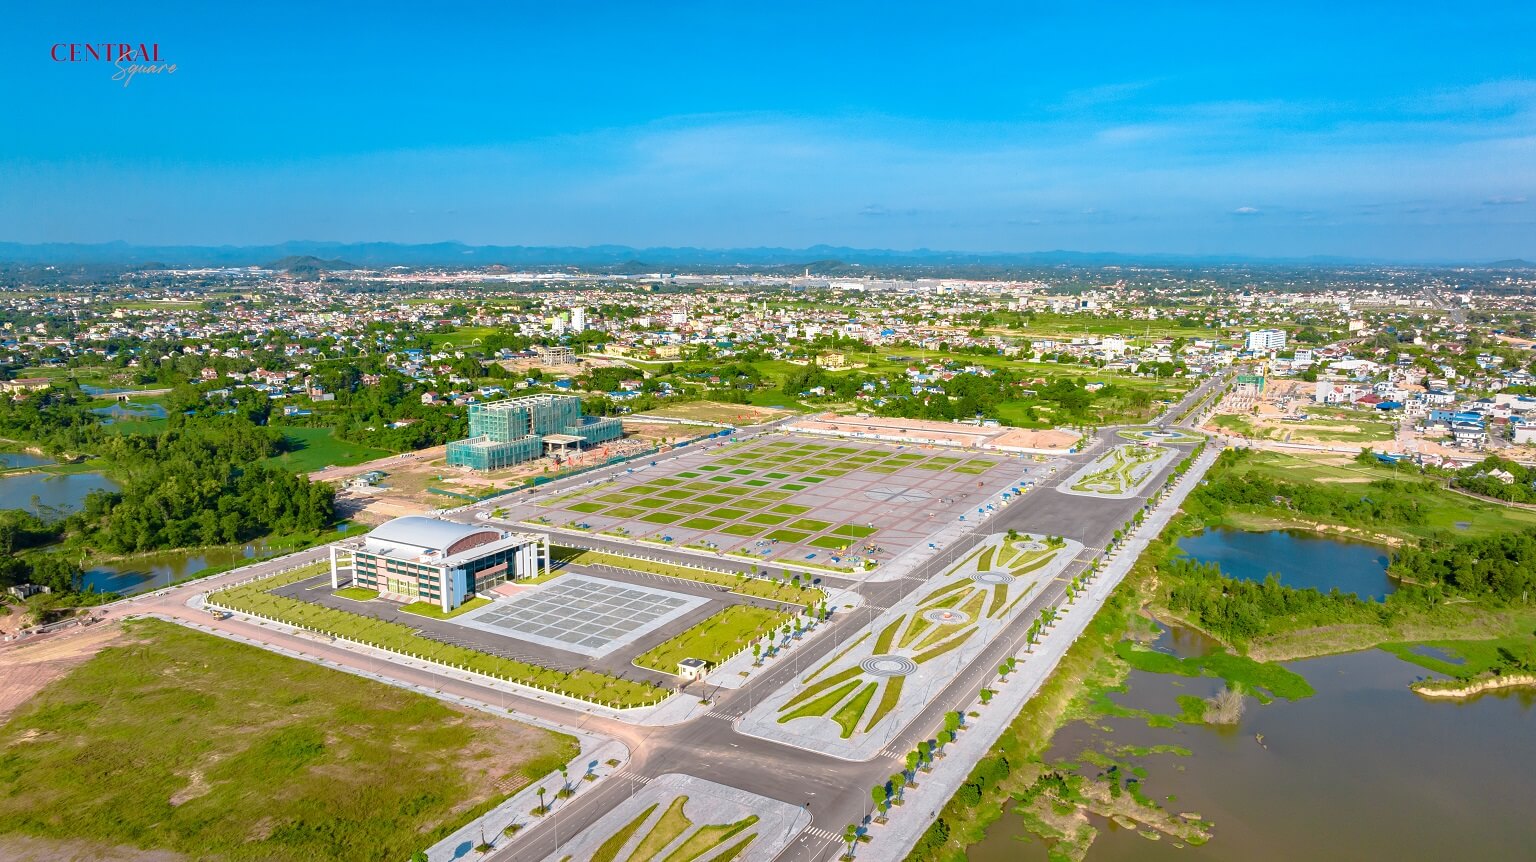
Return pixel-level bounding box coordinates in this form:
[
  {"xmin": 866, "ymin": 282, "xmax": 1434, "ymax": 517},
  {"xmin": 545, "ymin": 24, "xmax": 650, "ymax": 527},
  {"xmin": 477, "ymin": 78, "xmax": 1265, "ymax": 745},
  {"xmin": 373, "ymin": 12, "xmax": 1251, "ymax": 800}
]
[{"xmin": 0, "ymin": 240, "xmax": 1530, "ymax": 270}]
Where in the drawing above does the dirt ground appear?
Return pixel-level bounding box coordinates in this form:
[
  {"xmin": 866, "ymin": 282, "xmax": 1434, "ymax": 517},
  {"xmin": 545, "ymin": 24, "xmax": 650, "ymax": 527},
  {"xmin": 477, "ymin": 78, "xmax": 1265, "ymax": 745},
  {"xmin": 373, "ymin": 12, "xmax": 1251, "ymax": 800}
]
[
  {"xmin": 0, "ymin": 622, "xmax": 125, "ymax": 723},
  {"xmin": 0, "ymin": 836, "xmax": 184, "ymax": 862},
  {"xmin": 634, "ymin": 400, "xmax": 790, "ymax": 425},
  {"xmin": 326, "ymin": 421, "xmax": 711, "ymax": 521}
]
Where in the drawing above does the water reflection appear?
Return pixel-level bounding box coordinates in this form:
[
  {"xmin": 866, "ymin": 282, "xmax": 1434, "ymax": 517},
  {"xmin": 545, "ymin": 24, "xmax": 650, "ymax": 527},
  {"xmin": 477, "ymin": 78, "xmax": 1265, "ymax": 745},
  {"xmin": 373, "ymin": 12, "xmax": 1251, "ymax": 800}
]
[
  {"xmin": 1176, "ymin": 529, "xmax": 1395, "ymax": 601},
  {"xmin": 973, "ymin": 624, "xmax": 1536, "ymax": 861}
]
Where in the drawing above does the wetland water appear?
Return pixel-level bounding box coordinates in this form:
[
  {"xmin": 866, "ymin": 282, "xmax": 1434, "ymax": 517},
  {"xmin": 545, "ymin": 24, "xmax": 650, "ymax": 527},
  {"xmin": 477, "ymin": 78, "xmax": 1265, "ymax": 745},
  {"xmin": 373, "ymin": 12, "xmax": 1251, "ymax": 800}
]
[
  {"xmin": 1176, "ymin": 528, "xmax": 1395, "ymax": 600},
  {"xmin": 0, "ymin": 471, "xmax": 118, "ymax": 518},
  {"xmin": 82, "ymin": 543, "xmax": 279, "ymax": 596},
  {"xmin": 972, "ymin": 623, "xmax": 1536, "ymax": 861}
]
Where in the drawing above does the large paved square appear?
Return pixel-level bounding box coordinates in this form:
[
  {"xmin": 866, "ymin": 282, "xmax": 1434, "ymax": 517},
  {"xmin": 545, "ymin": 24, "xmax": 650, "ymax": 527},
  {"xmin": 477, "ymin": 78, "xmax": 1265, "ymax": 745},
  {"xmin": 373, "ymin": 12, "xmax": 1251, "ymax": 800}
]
[
  {"xmin": 500, "ymin": 434, "xmax": 1031, "ymax": 572},
  {"xmin": 452, "ymin": 574, "xmax": 706, "ymax": 658}
]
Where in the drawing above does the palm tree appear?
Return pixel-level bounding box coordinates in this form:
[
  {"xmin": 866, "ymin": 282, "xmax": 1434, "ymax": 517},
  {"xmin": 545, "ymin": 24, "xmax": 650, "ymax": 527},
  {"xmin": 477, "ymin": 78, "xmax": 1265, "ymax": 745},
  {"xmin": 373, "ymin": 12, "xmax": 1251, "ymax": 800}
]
[{"xmin": 535, "ymin": 785, "xmax": 548, "ymax": 815}]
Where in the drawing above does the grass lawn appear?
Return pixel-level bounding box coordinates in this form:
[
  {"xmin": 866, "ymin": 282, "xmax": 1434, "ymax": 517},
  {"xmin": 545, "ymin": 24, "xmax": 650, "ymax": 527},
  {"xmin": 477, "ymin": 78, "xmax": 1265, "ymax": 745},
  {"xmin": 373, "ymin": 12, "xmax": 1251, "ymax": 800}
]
[
  {"xmin": 1221, "ymin": 451, "xmax": 1536, "ymax": 540},
  {"xmin": 333, "ymin": 586, "xmax": 378, "ymax": 601},
  {"xmin": 398, "ymin": 596, "xmax": 491, "ymax": 619},
  {"xmin": 634, "ymin": 605, "xmax": 789, "ymax": 672},
  {"xmin": 559, "ymin": 548, "xmax": 823, "ymax": 605},
  {"xmin": 264, "ymin": 426, "xmax": 390, "ymax": 473},
  {"xmin": 0, "ymin": 619, "xmax": 576, "ymax": 862}
]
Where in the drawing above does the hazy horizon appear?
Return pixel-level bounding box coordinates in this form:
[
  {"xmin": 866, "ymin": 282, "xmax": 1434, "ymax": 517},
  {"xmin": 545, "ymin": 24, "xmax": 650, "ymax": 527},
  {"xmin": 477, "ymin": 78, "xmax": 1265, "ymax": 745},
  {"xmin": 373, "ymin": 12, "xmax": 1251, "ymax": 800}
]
[{"xmin": 7, "ymin": 3, "xmax": 1535, "ymax": 260}]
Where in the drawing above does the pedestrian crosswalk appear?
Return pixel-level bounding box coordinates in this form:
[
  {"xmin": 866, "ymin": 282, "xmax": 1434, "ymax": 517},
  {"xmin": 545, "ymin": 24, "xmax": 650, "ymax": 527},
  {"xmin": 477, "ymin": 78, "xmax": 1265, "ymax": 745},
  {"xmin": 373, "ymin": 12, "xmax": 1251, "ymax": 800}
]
[
  {"xmin": 614, "ymin": 770, "xmax": 649, "ymax": 786},
  {"xmin": 804, "ymin": 826, "xmax": 841, "ymax": 843},
  {"xmin": 702, "ymin": 708, "xmax": 739, "ymax": 721}
]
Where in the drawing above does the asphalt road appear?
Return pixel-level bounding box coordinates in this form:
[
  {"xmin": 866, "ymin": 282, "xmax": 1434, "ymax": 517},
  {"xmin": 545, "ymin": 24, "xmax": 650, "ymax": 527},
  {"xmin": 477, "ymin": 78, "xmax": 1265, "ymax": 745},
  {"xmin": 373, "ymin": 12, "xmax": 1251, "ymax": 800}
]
[{"xmin": 80, "ymin": 376, "xmax": 1228, "ymax": 862}]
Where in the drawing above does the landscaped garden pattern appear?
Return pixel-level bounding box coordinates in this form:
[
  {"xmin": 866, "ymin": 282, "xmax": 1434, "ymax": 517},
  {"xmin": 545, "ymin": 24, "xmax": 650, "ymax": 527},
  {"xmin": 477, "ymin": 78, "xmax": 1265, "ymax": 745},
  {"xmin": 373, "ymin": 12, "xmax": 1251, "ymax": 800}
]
[
  {"xmin": 0, "ymin": 618, "xmax": 578, "ymax": 862},
  {"xmin": 207, "ymin": 564, "xmax": 670, "ymax": 707},
  {"xmin": 514, "ymin": 435, "xmax": 1019, "ymax": 572},
  {"xmin": 587, "ymin": 795, "xmax": 757, "ymax": 862},
  {"xmin": 545, "ymin": 773, "xmax": 809, "ymax": 862},
  {"xmin": 1067, "ymin": 444, "xmax": 1167, "ymax": 496},
  {"xmin": 773, "ymin": 533, "xmax": 1065, "ymax": 741}
]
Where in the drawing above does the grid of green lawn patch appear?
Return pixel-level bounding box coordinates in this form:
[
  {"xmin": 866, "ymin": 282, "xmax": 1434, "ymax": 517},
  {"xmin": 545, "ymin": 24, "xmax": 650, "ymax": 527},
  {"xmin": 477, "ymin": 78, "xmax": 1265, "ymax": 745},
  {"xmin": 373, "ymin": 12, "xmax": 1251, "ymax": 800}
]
[
  {"xmin": 746, "ymin": 513, "xmax": 790, "ymax": 526},
  {"xmin": 534, "ymin": 437, "xmax": 1010, "ymax": 554}
]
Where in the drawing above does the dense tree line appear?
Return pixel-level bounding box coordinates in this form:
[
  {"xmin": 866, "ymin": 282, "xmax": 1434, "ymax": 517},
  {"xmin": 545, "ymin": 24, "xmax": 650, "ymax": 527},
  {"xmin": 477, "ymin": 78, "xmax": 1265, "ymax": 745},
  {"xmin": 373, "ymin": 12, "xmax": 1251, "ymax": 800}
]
[
  {"xmin": 1390, "ymin": 529, "xmax": 1536, "ymax": 603},
  {"xmin": 0, "ymin": 511, "xmax": 81, "ymax": 593},
  {"xmin": 1163, "ymin": 557, "xmax": 1384, "ymax": 641},
  {"xmin": 81, "ymin": 423, "xmax": 333, "ymax": 552},
  {"xmin": 1454, "ymin": 457, "xmax": 1536, "ymax": 505}
]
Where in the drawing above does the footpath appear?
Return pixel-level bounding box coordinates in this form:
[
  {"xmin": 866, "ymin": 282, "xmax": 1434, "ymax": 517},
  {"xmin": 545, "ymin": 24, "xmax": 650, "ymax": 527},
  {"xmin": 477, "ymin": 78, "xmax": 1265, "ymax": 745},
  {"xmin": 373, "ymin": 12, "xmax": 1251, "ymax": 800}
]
[{"xmin": 857, "ymin": 445, "xmax": 1220, "ymax": 862}]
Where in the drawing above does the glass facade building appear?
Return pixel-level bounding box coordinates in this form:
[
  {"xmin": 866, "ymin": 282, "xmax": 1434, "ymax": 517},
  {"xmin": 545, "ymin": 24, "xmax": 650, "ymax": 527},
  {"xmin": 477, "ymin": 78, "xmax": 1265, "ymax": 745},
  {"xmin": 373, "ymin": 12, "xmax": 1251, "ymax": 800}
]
[{"xmin": 446, "ymin": 395, "xmax": 623, "ymax": 471}]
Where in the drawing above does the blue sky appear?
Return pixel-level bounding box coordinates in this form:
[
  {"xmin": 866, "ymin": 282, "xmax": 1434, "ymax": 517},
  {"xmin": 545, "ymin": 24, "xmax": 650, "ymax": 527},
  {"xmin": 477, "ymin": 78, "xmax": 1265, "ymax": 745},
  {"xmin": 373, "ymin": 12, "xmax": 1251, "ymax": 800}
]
[{"xmin": 6, "ymin": 2, "xmax": 1535, "ymax": 260}]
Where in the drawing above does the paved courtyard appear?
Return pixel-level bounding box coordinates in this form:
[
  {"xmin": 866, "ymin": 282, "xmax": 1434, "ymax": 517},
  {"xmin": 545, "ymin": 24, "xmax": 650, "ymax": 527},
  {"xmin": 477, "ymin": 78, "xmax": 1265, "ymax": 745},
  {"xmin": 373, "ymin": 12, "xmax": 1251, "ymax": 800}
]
[
  {"xmin": 499, "ymin": 434, "xmax": 1030, "ymax": 572},
  {"xmin": 453, "ymin": 574, "xmax": 706, "ymax": 658}
]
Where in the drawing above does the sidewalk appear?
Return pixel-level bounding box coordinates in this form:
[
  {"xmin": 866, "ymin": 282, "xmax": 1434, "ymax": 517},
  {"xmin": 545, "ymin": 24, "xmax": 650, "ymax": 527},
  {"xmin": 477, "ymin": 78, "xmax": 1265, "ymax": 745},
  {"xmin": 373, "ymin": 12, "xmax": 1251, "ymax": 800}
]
[{"xmin": 865, "ymin": 446, "xmax": 1219, "ymax": 861}]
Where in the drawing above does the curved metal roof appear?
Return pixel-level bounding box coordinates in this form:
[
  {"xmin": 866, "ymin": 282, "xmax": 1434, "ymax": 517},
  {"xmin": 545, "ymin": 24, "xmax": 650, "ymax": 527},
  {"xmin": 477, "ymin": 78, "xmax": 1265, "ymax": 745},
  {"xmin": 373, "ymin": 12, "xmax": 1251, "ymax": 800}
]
[{"xmin": 365, "ymin": 516, "xmax": 493, "ymax": 554}]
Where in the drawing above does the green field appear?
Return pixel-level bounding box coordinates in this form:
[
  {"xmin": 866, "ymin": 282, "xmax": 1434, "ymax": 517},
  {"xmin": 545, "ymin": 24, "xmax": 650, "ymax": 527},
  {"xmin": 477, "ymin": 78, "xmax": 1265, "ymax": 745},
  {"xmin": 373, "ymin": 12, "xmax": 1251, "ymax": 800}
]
[
  {"xmin": 0, "ymin": 619, "xmax": 577, "ymax": 862},
  {"xmin": 1217, "ymin": 450, "xmax": 1536, "ymax": 540},
  {"xmin": 264, "ymin": 426, "xmax": 390, "ymax": 472}
]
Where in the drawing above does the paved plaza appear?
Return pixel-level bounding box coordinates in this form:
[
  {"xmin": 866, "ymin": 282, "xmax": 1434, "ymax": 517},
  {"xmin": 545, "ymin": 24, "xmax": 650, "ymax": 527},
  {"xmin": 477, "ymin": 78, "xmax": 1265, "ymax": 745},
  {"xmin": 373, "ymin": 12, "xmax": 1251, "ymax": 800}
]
[
  {"xmin": 499, "ymin": 434, "xmax": 1029, "ymax": 572},
  {"xmin": 537, "ymin": 773, "xmax": 811, "ymax": 862},
  {"xmin": 737, "ymin": 531, "xmax": 1082, "ymax": 760},
  {"xmin": 453, "ymin": 574, "xmax": 706, "ymax": 658}
]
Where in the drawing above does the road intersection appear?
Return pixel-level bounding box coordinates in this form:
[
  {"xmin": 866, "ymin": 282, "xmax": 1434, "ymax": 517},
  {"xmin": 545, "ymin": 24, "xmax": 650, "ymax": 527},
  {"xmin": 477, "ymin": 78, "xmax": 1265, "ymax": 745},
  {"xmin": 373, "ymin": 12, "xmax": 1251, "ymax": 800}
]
[{"xmin": 87, "ymin": 372, "xmax": 1227, "ymax": 862}]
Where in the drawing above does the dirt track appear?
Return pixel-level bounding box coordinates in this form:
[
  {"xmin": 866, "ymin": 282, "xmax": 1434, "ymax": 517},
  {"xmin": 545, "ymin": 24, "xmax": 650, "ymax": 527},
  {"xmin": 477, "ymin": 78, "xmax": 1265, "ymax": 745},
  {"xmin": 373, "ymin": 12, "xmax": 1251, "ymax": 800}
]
[{"xmin": 0, "ymin": 622, "xmax": 126, "ymax": 721}]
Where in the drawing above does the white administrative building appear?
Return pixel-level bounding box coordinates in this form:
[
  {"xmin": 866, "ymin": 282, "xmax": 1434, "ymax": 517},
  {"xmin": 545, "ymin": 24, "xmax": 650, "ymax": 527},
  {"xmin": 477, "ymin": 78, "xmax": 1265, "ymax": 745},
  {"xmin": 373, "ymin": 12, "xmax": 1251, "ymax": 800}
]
[{"xmin": 330, "ymin": 516, "xmax": 550, "ymax": 612}]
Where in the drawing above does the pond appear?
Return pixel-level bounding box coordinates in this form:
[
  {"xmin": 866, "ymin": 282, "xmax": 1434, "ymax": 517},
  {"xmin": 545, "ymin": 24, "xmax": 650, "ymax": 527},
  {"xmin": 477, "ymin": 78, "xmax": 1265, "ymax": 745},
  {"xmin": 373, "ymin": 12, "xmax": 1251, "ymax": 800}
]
[
  {"xmin": 973, "ymin": 623, "xmax": 1536, "ymax": 861},
  {"xmin": 1, "ymin": 451, "xmax": 55, "ymax": 469},
  {"xmin": 91, "ymin": 402, "xmax": 169, "ymax": 423},
  {"xmin": 1176, "ymin": 528, "xmax": 1395, "ymax": 600},
  {"xmin": 0, "ymin": 471, "xmax": 118, "ymax": 519},
  {"xmin": 82, "ymin": 542, "xmax": 279, "ymax": 596}
]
